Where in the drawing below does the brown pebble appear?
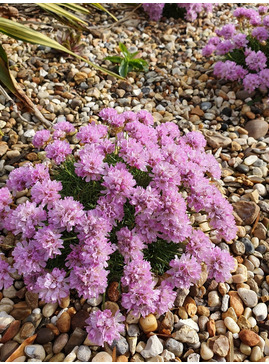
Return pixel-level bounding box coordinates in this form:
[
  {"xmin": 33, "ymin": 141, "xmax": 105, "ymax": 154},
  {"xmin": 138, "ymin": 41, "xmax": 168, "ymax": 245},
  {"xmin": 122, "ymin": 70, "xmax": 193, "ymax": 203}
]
[
  {"xmin": 178, "ymin": 307, "xmax": 188, "ymax": 319},
  {"xmin": 207, "ymin": 319, "xmax": 216, "ymax": 337},
  {"xmin": 0, "ymin": 320, "xmax": 21, "ymax": 343},
  {"xmin": 117, "ymin": 355, "xmax": 129, "ymax": 362},
  {"xmin": 46, "ymin": 323, "xmax": 60, "ymax": 337},
  {"xmin": 107, "ymin": 281, "xmax": 120, "ymax": 302},
  {"xmin": 56, "ymin": 312, "xmax": 71, "ymax": 333},
  {"xmin": 25, "ymin": 292, "xmax": 38, "ymax": 309},
  {"xmin": 197, "ymin": 306, "xmax": 210, "ymax": 317},
  {"xmin": 71, "ymin": 310, "xmax": 89, "ymax": 331},
  {"xmin": 239, "ymin": 329, "xmax": 260, "ymax": 347},
  {"xmin": 228, "ymin": 291, "xmax": 244, "ymax": 317},
  {"xmin": 59, "ymin": 296, "xmax": 70, "ymax": 309},
  {"xmin": 139, "ymin": 314, "xmax": 158, "ymax": 334},
  {"xmin": 184, "ymin": 296, "xmax": 197, "ymax": 317},
  {"xmin": 222, "ymin": 307, "xmax": 238, "ymax": 322},
  {"xmin": 20, "ymin": 322, "xmax": 35, "ymax": 339}
]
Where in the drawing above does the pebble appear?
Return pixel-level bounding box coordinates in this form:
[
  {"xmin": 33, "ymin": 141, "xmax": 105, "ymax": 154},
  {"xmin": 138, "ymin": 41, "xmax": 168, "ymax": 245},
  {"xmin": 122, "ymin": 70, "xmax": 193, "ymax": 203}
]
[
  {"xmin": 237, "ymin": 288, "xmax": 258, "ymax": 307},
  {"xmin": 76, "ymin": 345, "xmax": 91, "ymax": 362},
  {"xmin": 42, "ymin": 303, "xmax": 58, "ymax": 318},
  {"xmin": 24, "ymin": 345, "xmax": 46, "ymax": 361},
  {"xmin": 111, "ymin": 336, "xmax": 129, "ymax": 355},
  {"xmin": 239, "ymin": 329, "xmax": 261, "ymax": 346},
  {"xmin": 53, "ymin": 333, "xmax": 69, "ymax": 354},
  {"xmin": 245, "ymin": 119, "xmax": 269, "ymax": 139},
  {"xmin": 56, "ymin": 312, "xmax": 71, "ymax": 333},
  {"xmin": 0, "ymin": 312, "xmax": 15, "ymax": 333},
  {"xmin": 139, "ymin": 314, "xmax": 158, "ymax": 334},
  {"xmin": 224, "ymin": 317, "xmax": 240, "ymax": 333},
  {"xmin": 200, "ymin": 342, "xmax": 214, "ymax": 360},
  {"xmin": 141, "ymin": 335, "xmax": 163, "ymax": 359},
  {"xmin": 92, "ymin": 351, "xmax": 112, "ymax": 362},
  {"xmin": 208, "ymin": 291, "xmax": 221, "ymax": 307},
  {"xmin": 253, "ymin": 303, "xmax": 268, "ymax": 321},
  {"xmin": 212, "ymin": 335, "xmax": 230, "ymax": 357},
  {"xmin": 172, "ymin": 325, "xmax": 199, "ymax": 344},
  {"xmin": 36, "ymin": 328, "xmax": 54, "ymax": 345},
  {"xmin": 165, "ymin": 338, "xmax": 183, "ymax": 357}
]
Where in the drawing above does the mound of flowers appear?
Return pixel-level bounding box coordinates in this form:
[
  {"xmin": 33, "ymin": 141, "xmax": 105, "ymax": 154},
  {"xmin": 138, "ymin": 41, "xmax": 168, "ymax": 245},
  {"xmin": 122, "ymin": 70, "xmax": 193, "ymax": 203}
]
[
  {"xmin": 0, "ymin": 109, "xmax": 237, "ymax": 346},
  {"xmin": 202, "ymin": 5, "xmax": 269, "ymax": 94}
]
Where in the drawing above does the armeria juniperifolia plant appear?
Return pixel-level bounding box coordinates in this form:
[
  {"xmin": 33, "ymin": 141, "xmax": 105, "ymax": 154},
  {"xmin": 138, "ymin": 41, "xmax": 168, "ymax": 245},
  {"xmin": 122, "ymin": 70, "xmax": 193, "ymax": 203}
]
[
  {"xmin": 202, "ymin": 5, "xmax": 269, "ymax": 94},
  {"xmin": 142, "ymin": 3, "xmax": 214, "ymax": 22},
  {"xmin": 0, "ymin": 109, "xmax": 237, "ymax": 346}
]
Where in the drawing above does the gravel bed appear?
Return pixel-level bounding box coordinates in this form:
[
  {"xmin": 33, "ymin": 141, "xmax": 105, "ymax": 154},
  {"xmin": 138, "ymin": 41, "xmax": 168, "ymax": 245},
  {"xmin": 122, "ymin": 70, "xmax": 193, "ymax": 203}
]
[{"xmin": 0, "ymin": 3, "xmax": 269, "ymax": 362}]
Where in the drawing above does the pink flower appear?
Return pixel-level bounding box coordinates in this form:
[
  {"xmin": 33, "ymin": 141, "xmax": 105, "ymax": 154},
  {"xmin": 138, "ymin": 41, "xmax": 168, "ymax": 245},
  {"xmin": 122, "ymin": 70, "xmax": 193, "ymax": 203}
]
[
  {"xmin": 45, "ymin": 140, "xmax": 72, "ymax": 165},
  {"xmin": 36, "ymin": 268, "xmax": 70, "ymax": 303},
  {"xmin": 54, "ymin": 120, "xmax": 75, "ymax": 134},
  {"xmin": 31, "ymin": 179, "xmax": 62, "ymax": 207},
  {"xmin": 34, "ymin": 227, "xmax": 63, "ymax": 258},
  {"xmin": 167, "ymin": 254, "xmax": 201, "ymax": 289},
  {"xmin": 33, "ymin": 130, "xmax": 51, "ymax": 149},
  {"xmin": 85, "ymin": 309, "xmax": 125, "ymax": 346},
  {"xmin": 0, "ymin": 256, "xmax": 15, "ymax": 290},
  {"xmin": 206, "ymin": 247, "xmax": 235, "ymax": 282},
  {"xmin": 48, "ymin": 197, "xmax": 84, "ymax": 232}
]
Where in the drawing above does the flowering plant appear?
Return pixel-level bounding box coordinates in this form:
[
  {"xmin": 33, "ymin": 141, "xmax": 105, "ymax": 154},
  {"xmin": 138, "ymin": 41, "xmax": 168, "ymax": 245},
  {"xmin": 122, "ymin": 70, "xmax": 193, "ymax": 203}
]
[
  {"xmin": 202, "ymin": 6, "xmax": 269, "ymax": 94},
  {"xmin": 142, "ymin": 3, "xmax": 214, "ymax": 22},
  {"xmin": 0, "ymin": 109, "xmax": 236, "ymax": 346}
]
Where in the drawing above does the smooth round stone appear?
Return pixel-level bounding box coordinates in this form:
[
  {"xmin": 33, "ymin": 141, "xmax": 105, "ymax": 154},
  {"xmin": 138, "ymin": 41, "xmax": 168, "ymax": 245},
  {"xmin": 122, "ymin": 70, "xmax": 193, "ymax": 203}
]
[
  {"xmin": 208, "ymin": 291, "xmax": 221, "ymax": 307},
  {"xmin": 92, "ymin": 352, "xmax": 112, "ymax": 362},
  {"xmin": 237, "ymin": 288, "xmax": 258, "ymax": 308},
  {"xmin": 256, "ymin": 245, "xmax": 266, "ymax": 254},
  {"xmin": 224, "ymin": 317, "xmax": 240, "ymax": 333},
  {"xmin": 53, "ymin": 333, "xmax": 69, "ymax": 354},
  {"xmin": 240, "ymin": 343, "xmax": 252, "ymax": 355},
  {"xmin": 139, "ymin": 314, "xmax": 158, "ymax": 334},
  {"xmin": 200, "ymin": 342, "xmax": 214, "ymax": 360},
  {"xmin": 245, "ymin": 119, "xmax": 269, "ymax": 139},
  {"xmin": 244, "ymin": 155, "xmax": 258, "ymax": 166},
  {"xmin": 242, "ymin": 238, "xmax": 255, "ymax": 254},
  {"xmin": 201, "ymin": 102, "xmax": 212, "ymax": 110},
  {"xmin": 250, "ymin": 346, "xmax": 263, "ymax": 362},
  {"xmin": 77, "ymin": 345, "xmax": 91, "ymax": 362},
  {"xmin": 236, "ymin": 164, "xmax": 249, "ymax": 173},
  {"xmin": 253, "ymin": 303, "xmax": 268, "ymax": 321},
  {"xmin": 42, "ymin": 303, "xmax": 58, "ymax": 318},
  {"xmin": 253, "ymin": 183, "xmax": 267, "ymax": 196},
  {"xmin": 24, "ymin": 345, "xmax": 46, "ymax": 361},
  {"xmin": 36, "ymin": 327, "xmax": 55, "ymax": 344}
]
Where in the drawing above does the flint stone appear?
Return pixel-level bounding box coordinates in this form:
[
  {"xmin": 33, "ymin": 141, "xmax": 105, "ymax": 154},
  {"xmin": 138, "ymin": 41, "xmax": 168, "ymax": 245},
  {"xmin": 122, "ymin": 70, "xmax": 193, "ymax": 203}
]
[
  {"xmin": 141, "ymin": 335, "xmax": 163, "ymax": 359},
  {"xmin": 172, "ymin": 325, "xmax": 199, "ymax": 344}
]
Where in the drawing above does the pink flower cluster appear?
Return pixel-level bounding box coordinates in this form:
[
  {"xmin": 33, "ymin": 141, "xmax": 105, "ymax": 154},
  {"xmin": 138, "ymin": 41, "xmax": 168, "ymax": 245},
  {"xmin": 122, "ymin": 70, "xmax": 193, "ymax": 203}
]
[
  {"xmin": 0, "ymin": 109, "xmax": 237, "ymax": 346},
  {"xmin": 142, "ymin": 3, "xmax": 214, "ymax": 22},
  {"xmin": 202, "ymin": 6, "xmax": 269, "ymax": 94}
]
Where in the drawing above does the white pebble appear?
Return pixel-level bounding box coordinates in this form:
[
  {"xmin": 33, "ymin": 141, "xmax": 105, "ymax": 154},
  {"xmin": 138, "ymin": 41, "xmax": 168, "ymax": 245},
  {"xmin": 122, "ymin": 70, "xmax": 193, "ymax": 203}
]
[{"xmin": 224, "ymin": 317, "xmax": 240, "ymax": 333}]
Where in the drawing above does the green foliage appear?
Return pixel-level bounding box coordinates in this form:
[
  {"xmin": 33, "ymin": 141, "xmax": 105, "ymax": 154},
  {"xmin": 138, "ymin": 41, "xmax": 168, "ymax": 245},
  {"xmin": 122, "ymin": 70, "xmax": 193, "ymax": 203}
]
[
  {"xmin": 162, "ymin": 3, "xmax": 186, "ymax": 19},
  {"xmin": 53, "ymin": 157, "xmax": 104, "ymax": 210},
  {"xmin": 225, "ymin": 35, "xmax": 269, "ymax": 69},
  {"xmin": 52, "ymin": 155, "xmax": 182, "ymax": 282},
  {"xmin": 144, "ymin": 239, "xmax": 182, "ymax": 275},
  {"xmin": 105, "ymin": 42, "xmax": 149, "ymax": 77}
]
